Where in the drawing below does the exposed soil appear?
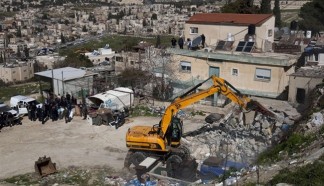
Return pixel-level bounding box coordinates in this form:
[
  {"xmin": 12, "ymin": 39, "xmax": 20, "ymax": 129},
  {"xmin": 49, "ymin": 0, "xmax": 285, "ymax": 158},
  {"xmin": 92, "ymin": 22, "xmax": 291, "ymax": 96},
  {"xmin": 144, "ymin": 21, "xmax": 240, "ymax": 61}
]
[{"xmin": 0, "ymin": 113, "xmax": 206, "ymax": 180}]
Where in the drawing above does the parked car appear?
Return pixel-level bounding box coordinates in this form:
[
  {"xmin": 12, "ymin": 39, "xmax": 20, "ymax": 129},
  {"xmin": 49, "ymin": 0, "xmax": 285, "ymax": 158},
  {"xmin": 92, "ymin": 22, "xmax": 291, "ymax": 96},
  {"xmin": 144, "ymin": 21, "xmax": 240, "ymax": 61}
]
[{"xmin": 10, "ymin": 95, "xmax": 42, "ymax": 115}]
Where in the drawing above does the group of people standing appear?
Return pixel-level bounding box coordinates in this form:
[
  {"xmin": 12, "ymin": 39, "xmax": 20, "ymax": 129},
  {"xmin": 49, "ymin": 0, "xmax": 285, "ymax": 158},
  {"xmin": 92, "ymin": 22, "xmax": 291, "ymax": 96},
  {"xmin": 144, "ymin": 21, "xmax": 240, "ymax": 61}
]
[
  {"xmin": 171, "ymin": 34, "xmax": 206, "ymax": 49},
  {"xmin": 0, "ymin": 111, "xmax": 22, "ymax": 131},
  {"xmin": 27, "ymin": 93, "xmax": 79, "ymax": 124}
]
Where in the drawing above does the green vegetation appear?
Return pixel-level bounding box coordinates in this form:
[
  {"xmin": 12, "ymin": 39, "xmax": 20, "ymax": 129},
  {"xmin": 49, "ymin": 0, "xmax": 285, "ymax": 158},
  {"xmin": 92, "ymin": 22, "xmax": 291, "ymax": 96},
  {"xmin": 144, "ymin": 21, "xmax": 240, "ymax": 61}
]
[
  {"xmin": 0, "ymin": 12, "xmax": 16, "ymax": 20},
  {"xmin": 0, "ymin": 82, "xmax": 50, "ymax": 102},
  {"xmin": 2, "ymin": 166, "xmax": 116, "ymax": 186},
  {"xmin": 130, "ymin": 105, "xmax": 160, "ymax": 117},
  {"xmin": 299, "ymin": 0, "xmax": 324, "ymax": 36},
  {"xmin": 4, "ymin": 173, "xmax": 39, "ymax": 185},
  {"xmin": 269, "ymin": 154, "xmax": 324, "ymax": 185},
  {"xmin": 257, "ymin": 133, "xmax": 315, "ymax": 164},
  {"xmin": 59, "ymin": 35, "xmax": 175, "ymax": 56}
]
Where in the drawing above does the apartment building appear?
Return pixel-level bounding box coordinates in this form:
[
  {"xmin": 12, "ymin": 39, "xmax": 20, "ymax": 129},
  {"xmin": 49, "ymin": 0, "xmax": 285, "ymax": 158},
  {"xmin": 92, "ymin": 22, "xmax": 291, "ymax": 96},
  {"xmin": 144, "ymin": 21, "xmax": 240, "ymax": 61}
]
[
  {"xmin": 166, "ymin": 13, "xmax": 299, "ymax": 105},
  {"xmin": 0, "ymin": 60, "xmax": 34, "ymax": 83}
]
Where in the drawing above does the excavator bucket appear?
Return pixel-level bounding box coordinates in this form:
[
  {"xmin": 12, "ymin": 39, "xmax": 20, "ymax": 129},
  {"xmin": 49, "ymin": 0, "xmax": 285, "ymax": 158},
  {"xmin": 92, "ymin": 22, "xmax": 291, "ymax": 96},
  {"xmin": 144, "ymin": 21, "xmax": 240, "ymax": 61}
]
[
  {"xmin": 34, "ymin": 156, "xmax": 57, "ymax": 177},
  {"xmin": 246, "ymin": 100, "xmax": 277, "ymax": 119}
]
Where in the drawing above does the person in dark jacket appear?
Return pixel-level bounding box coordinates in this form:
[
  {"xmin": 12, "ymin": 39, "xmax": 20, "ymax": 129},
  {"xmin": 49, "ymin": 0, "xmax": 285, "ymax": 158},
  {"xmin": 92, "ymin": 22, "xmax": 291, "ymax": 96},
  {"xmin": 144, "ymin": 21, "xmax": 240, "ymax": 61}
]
[
  {"xmin": 201, "ymin": 34, "xmax": 206, "ymax": 48},
  {"xmin": 171, "ymin": 37, "xmax": 177, "ymax": 48},
  {"xmin": 178, "ymin": 37, "xmax": 184, "ymax": 49}
]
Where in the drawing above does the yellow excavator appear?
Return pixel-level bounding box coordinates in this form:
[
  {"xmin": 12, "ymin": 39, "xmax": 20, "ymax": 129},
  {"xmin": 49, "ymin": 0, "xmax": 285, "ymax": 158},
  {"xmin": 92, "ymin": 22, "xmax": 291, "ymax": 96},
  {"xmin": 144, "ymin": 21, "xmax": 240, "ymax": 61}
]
[{"xmin": 124, "ymin": 75, "xmax": 276, "ymax": 175}]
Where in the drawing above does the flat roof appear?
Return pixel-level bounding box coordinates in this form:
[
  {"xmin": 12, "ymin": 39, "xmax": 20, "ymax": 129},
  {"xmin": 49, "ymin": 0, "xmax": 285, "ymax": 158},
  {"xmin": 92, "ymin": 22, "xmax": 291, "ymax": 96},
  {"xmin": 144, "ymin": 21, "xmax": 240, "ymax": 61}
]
[
  {"xmin": 289, "ymin": 66, "xmax": 324, "ymax": 78},
  {"xmin": 167, "ymin": 48, "xmax": 297, "ymax": 67},
  {"xmin": 35, "ymin": 67, "xmax": 96, "ymax": 81}
]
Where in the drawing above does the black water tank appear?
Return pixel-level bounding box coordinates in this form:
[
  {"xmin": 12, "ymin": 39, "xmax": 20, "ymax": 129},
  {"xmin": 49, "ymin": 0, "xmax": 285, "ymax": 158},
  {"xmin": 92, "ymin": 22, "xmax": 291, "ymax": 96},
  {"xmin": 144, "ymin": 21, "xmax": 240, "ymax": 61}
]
[
  {"xmin": 290, "ymin": 20, "xmax": 298, "ymax": 30},
  {"xmin": 248, "ymin": 24, "xmax": 256, "ymax": 35}
]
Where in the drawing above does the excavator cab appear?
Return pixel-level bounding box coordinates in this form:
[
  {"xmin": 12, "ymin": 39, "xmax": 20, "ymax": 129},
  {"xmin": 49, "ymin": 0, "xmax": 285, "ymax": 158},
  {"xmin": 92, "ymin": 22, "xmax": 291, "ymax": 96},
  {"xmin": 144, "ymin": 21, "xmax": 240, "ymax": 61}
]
[{"xmin": 165, "ymin": 117, "xmax": 183, "ymax": 147}]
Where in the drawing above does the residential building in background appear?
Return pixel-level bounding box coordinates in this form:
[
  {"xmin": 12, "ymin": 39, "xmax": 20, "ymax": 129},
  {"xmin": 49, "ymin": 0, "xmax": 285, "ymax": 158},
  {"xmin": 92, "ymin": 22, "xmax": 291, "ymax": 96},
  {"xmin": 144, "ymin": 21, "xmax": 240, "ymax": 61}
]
[{"xmin": 0, "ymin": 60, "xmax": 34, "ymax": 83}]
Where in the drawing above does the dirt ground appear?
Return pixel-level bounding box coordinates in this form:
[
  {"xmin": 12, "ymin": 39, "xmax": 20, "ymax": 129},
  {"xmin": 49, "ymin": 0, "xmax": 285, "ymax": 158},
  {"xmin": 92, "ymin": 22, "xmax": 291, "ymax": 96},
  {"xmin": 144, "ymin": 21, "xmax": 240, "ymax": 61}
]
[{"xmin": 0, "ymin": 113, "xmax": 206, "ymax": 180}]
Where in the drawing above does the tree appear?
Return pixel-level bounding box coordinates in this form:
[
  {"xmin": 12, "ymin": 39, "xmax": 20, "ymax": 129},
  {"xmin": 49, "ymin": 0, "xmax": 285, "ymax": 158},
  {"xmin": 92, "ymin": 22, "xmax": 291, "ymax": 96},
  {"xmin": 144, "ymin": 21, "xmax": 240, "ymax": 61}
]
[
  {"xmin": 0, "ymin": 54, "xmax": 3, "ymax": 63},
  {"xmin": 16, "ymin": 26, "xmax": 22, "ymax": 37},
  {"xmin": 143, "ymin": 19, "xmax": 147, "ymax": 27},
  {"xmin": 108, "ymin": 12, "xmax": 112, "ymax": 20},
  {"xmin": 17, "ymin": 47, "xmax": 21, "ymax": 58},
  {"xmin": 41, "ymin": 13, "xmax": 48, "ymax": 19},
  {"xmin": 273, "ymin": 0, "xmax": 282, "ymax": 28},
  {"xmin": 221, "ymin": 0, "xmax": 260, "ymax": 14},
  {"xmin": 151, "ymin": 13, "xmax": 157, "ymax": 20},
  {"xmin": 64, "ymin": 20, "xmax": 70, "ymax": 25},
  {"xmin": 82, "ymin": 25, "xmax": 88, "ymax": 32},
  {"xmin": 260, "ymin": 0, "xmax": 271, "ymax": 14},
  {"xmin": 60, "ymin": 32, "xmax": 66, "ymax": 44},
  {"xmin": 24, "ymin": 47, "xmax": 29, "ymax": 59},
  {"xmin": 298, "ymin": 0, "xmax": 324, "ymax": 37},
  {"xmin": 117, "ymin": 68, "xmax": 152, "ymax": 91},
  {"xmin": 56, "ymin": 52, "xmax": 93, "ymax": 68},
  {"xmin": 156, "ymin": 35, "xmax": 161, "ymax": 48}
]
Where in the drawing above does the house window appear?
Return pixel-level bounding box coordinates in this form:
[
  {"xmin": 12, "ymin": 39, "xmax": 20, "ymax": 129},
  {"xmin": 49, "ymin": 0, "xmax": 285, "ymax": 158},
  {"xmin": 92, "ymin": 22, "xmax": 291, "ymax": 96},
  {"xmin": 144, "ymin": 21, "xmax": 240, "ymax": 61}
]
[
  {"xmin": 190, "ymin": 27, "xmax": 198, "ymax": 34},
  {"xmin": 131, "ymin": 61, "xmax": 134, "ymax": 65},
  {"xmin": 255, "ymin": 68, "xmax": 271, "ymax": 81},
  {"xmin": 232, "ymin": 68, "xmax": 238, "ymax": 76},
  {"xmin": 180, "ymin": 61, "xmax": 191, "ymax": 72},
  {"xmin": 13, "ymin": 71, "xmax": 16, "ymax": 73},
  {"xmin": 296, "ymin": 88, "xmax": 306, "ymax": 104},
  {"xmin": 115, "ymin": 56, "xmax": 123, "ymax": 62},
  {"xmin": 268, "ymin": 29, "xmax": 273, "ymax": 37}
]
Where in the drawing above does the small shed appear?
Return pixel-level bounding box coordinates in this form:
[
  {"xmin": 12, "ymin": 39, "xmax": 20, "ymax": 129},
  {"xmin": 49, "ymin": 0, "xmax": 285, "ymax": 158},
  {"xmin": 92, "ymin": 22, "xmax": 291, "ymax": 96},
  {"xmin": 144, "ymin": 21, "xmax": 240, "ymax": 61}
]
[
  {"xmin": 288, "ymin": 66, "xmax": 324, "ymax": 105},
  {"xmin": 35, "ymin": 67, "xmax": 97, "ymax": 97}
]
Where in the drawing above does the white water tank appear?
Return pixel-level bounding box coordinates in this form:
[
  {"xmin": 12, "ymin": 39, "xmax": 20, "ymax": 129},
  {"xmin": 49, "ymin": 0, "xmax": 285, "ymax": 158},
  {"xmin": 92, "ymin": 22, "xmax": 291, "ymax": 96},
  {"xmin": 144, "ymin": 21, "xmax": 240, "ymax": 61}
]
[
  {"xmin": 306, "ymin": 31, "xmax": 312, "ymax": 38},
  {"xmin": 227, "ymin": 33, "xmax": 234, "ymax": 41}
]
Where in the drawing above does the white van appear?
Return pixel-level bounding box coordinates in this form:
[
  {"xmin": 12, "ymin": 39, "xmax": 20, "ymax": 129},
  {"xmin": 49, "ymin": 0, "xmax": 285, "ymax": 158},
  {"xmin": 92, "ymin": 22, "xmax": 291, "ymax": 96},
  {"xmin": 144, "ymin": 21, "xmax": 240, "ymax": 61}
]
[{"xmin": 10, "ymin": 95, "xmax": 42, "ymax": 115}]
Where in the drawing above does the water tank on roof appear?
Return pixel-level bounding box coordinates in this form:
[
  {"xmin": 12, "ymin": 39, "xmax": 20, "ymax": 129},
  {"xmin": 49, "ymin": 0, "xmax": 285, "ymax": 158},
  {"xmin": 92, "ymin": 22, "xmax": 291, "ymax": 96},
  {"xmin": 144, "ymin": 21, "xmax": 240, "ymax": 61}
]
[
  {"xmin": 248, "ymin": 24, "xmax": 256, "ymax": 35},
  {"xmin": 306, "ymin": 31, "xmax": 312, "ymax": 38},
  {"xmin": 227, "ymin": 33, "xmax": 234, "ymax": 41}
]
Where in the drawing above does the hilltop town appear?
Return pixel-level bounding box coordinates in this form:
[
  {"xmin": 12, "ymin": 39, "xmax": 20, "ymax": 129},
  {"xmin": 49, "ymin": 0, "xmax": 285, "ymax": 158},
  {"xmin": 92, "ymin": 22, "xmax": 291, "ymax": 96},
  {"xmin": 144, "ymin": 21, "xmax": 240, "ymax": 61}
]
[{"xmin": 1, "ymin": 0, "xmax": 324, "ymax": 185}]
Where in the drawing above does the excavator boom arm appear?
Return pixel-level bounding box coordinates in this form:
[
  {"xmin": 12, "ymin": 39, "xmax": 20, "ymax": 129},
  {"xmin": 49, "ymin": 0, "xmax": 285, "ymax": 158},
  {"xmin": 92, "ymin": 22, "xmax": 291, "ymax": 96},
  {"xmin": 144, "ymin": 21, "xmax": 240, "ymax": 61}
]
[{"xmin": 159, "ymin": 75, "xmax": 251, "ymax": 138}]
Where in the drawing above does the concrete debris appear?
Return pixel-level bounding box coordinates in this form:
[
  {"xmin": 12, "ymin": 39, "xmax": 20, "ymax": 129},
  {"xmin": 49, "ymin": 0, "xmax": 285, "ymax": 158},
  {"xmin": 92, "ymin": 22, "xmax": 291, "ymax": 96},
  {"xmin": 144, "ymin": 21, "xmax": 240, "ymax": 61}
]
[
  {"xmin": 184, "ymin": 105, "xmax": 300, "ymax": 167},
  {"xmin": 310, "ymin": 112, "xmax": 324, "ymax": 126}
]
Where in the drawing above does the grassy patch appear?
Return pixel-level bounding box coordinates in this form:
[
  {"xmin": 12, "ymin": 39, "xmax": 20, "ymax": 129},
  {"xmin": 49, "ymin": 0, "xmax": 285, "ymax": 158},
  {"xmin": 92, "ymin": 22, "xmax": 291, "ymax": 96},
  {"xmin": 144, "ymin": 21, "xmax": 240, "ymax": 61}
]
[
  {"xmin": 130, "ymin": 105, "xmax": 160, "ymax": 117},
  {"xmin": 257, "ymin": 133, "xmax": 315, "ymax": 164},
  {"xmin": 60, "ymin": 35, "xmax": 175, "ymax": 56},
  {"xmin": 2, "ymin": 166, "xmax": 118, "ymax": 186},
  {"xmin": 4, "ymin": 173, "xmax": 39, "ymax": 185},
  {"xmin": 269, "ymin": 154, "xmax": 324, "ymax": 185},
  {"xmin": 0, "ymin": 12, "xmax": 16, "ymax": 20},
  {"xmin": 0, "ymin": 81, "xmax": 50, "ymax": 102}
]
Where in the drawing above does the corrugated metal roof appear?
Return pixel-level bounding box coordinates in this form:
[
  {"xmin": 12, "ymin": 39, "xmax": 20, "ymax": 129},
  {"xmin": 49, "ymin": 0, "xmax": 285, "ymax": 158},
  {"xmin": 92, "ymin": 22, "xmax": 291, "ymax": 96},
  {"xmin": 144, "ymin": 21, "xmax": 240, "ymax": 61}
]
[
  {"xmin": 35, "ymin": 67, "xmax": 87, "ymax": 81},
  {"xmin": 186, "ymin": 13, "xmax": 273, "ymax": 26}
]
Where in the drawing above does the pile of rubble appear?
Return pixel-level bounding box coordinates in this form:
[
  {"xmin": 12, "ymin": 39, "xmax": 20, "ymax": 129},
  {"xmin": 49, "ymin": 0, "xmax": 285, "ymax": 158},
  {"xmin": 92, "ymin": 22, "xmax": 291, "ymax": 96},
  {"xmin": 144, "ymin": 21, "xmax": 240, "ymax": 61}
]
[{"xmin": 183, "ymin": 104, "xmax": 301, "ymax": 167}]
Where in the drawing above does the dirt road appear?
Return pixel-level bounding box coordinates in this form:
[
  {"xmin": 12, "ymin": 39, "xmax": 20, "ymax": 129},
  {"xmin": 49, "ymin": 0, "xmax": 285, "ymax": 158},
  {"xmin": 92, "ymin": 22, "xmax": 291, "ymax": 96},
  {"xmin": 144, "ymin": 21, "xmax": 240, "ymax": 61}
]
[{"xmin": 0, "ymin": 114, "xmax": 205, "ymax": 179}]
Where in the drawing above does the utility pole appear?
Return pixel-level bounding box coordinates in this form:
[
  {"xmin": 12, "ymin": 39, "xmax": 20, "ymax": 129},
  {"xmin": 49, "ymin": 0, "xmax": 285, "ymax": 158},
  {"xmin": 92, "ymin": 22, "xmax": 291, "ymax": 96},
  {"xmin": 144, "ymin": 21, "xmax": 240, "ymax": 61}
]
[
  {"xmin": 62, "ymin": 71, "xmax": 64, "ymax": 95},
  {"xmin": 51, "ymin": 68, "xmax": 54, "ymax": 94},
  {"xmin": 4, "ymin": 31, "xmax": 7, "ymax": 66}
]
